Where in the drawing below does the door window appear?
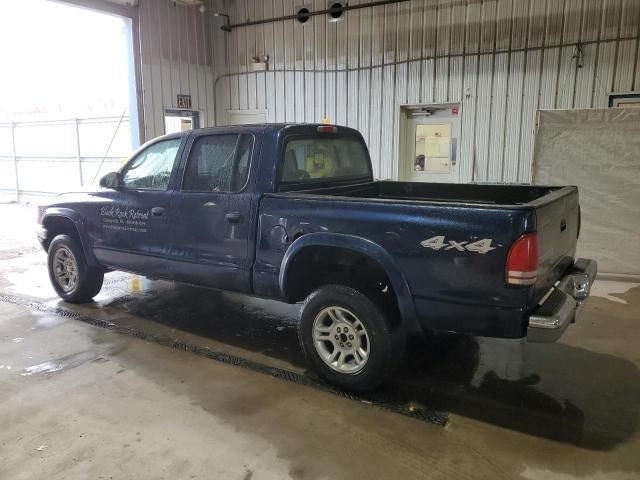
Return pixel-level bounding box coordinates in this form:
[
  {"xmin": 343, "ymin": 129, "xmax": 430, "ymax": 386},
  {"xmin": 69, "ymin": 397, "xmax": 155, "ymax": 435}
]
[
  {"xmin": 165, "ymin": 110, "xmax": 200, "ymax": 133},
  {"xmin": 414, "ymin": 124, "xmax": 451, "ymax": 174},
  {"xmin": 182, "ymin": 134, "xmax": 253, "ymax": 192},
  {"xmin": 121, "ymin": 138, "xmax": 181, "ymax": 190}
]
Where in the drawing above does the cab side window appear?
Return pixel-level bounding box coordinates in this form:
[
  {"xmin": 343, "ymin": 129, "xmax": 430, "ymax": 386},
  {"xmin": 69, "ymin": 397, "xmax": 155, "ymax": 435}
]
[
  {"xmin": 121, "ymin": 138, "xmax": 181, "ymax": 190},
  {"xmin": 182, "ymin": 134, "xmax": 253, "ymax": 192}
]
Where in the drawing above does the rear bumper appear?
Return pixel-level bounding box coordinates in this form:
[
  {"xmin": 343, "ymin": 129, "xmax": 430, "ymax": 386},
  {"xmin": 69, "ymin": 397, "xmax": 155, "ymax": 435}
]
[{"xmin": 527, "ymin": 258, "xmax": 597, "ymax": 343}]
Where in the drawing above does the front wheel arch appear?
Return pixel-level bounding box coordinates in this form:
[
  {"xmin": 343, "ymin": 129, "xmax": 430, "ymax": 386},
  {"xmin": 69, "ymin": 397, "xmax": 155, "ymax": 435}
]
[
  {"xmin": 42, "ymin": 211, "xmax": 99, "ymax": 268},
  {"xmin": 47, "ymin": 234, "xmax": 104, "ymax": 303}
]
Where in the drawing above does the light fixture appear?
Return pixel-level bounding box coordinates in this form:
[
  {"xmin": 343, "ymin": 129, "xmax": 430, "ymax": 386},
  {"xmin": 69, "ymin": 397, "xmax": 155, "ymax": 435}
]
[
  {"xmin": 327, "ymin": 1, "xmax": 345, "ymax": 22},
  {"xmin": 251, "ymin": 56, "xmax": 269, "ymax": 71},
  {"xmin": 213, "ymin": 12, "xmax": 231, "ymax": 32},
  {"xmin": 296, "ymin": 5, "xmax": 311, "ymax": 24}
]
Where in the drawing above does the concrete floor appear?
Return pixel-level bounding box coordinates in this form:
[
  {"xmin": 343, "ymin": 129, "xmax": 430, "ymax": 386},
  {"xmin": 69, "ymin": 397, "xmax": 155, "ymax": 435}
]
[{"xmin": 1, "ymin": 202, "xmax": 639, "ymax": 479}]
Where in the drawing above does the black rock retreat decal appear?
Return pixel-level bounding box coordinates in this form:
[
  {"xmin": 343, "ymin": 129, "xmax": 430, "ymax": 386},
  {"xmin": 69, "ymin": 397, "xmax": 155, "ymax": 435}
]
[{"xmin": 100, "ymin": 205, "xmax": 150, "ymax": 233}]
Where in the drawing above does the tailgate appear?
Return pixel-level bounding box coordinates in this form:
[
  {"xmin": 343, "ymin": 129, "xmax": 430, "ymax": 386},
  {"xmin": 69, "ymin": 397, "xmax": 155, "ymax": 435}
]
[{"xmin": 532, "ymin": 187, "xmax": 580, "ymax": 302}]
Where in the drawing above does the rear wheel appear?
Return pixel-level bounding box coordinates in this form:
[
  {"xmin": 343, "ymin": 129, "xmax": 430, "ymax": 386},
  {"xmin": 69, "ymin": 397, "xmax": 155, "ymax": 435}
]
[
  {"xmin": 298, "ymin": 284, "xmax": 405, "ymax": 392},
  {"xmin": 47, "ymin": 234, "xmax": 104, "ymax": 303}
]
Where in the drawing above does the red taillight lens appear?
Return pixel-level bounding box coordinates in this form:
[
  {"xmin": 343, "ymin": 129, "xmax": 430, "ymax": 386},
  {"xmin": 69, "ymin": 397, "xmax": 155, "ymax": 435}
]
[{"xmin": 506, "ymin": 233, "xmax": 538, "ymax": 286}]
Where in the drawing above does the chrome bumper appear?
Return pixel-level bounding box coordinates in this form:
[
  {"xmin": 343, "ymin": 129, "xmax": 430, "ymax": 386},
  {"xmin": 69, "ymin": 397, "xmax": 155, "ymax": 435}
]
[{"xmin": 527, "ymin": 258, "xmax": 598, "ymax": 343}]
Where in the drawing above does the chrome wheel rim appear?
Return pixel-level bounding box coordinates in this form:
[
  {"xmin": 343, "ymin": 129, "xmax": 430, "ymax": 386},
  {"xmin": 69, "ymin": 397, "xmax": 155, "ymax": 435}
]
[
  {"xmin": 312, "ymin": 306, "xmax": 370, "ymax": 374},
  {"xmin": 53, "ymin": 247, "xmax": 78, "ymax": 293}
]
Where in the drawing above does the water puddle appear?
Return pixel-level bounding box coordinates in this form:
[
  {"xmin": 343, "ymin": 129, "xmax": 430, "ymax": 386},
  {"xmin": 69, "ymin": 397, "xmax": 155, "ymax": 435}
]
[{"xmin": 21, "ymin": 350, "xmax": 102, "ymax": 376}]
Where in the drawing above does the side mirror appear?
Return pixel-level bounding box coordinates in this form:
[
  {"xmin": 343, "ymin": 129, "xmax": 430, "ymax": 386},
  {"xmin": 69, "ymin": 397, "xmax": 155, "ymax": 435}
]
[{"xmin": 99, "ymin": 172, "xmax": 123, "ymax": 189}]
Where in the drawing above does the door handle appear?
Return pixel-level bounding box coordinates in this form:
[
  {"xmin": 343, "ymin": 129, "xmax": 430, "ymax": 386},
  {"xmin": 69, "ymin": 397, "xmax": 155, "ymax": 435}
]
[
  {"xmin": 225, "ymin": 212, "xmax": 243, "ymax": 224},
  {"xmin": 151, "ymin": 207, "xmax": 165, "ymax": 217}
]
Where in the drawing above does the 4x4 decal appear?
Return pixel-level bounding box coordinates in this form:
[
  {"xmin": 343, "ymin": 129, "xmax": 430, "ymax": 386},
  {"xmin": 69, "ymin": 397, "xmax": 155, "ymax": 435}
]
[{"xmin": 420, "ymin": 236, "xmax": 496, "ymax": 254}]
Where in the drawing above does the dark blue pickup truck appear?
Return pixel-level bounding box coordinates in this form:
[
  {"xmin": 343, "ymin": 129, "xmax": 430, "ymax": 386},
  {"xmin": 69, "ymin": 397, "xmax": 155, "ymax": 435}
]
[{"xmin": 37, "ymin": 124, "xmax": 597, "ymax": 391}]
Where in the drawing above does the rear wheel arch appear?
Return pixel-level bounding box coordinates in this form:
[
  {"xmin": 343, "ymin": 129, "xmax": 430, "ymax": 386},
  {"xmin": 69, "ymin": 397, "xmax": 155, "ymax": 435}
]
[{"xmin": 279, "ymin": 233, "xmax": 419, "ymax": 333}]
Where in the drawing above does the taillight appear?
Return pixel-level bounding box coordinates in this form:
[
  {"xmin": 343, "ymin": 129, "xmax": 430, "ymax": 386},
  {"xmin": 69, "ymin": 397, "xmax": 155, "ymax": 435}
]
[{"xmin": 506, "ymin": 233, "xmax": 538, "ymax": 286}]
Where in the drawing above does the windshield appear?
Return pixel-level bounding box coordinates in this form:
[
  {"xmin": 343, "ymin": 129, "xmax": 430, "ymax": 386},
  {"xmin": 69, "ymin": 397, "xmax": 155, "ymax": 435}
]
[{"xmin": 280, "ymin": 137, "xmax": 371, "ymax": 185}]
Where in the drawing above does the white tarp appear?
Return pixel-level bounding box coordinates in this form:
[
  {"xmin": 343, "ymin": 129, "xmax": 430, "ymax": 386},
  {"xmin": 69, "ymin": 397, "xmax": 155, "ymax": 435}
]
[{"xmin": 532, "ymin": 108, "xmax": 640, "ymax": 276}]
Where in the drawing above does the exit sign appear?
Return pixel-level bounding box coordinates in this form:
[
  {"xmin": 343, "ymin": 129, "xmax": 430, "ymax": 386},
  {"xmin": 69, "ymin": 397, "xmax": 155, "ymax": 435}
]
[{"xmin": 177, "ymin": 94, "xmax": 192, "ymax": 109}]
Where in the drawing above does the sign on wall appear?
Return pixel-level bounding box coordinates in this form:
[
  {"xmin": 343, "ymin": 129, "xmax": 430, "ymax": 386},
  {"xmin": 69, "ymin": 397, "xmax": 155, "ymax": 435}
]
[{"xmin": 177, "ymin": 94, "xmax": 192, "ymax": 109}]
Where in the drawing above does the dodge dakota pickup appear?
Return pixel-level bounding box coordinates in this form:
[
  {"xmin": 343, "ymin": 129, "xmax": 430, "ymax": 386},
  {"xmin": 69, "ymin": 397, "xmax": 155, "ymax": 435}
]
[{"xmin": 37, "ymin": 124, "xmax": 597, "ymax": 391}]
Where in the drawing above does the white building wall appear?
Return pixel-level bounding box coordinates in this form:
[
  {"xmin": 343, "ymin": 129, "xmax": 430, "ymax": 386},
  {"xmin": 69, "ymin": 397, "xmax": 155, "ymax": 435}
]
[
  {"xmin": 136, "ymin": 0, "xmax": 640, "ymax": 183},
  {"xmin": 212, "ymin": 0, "xmax": 640, "ymax": 183},
  {"xmin": 138, "ymin": 0, "xmax": 223, "ymax": 141}
]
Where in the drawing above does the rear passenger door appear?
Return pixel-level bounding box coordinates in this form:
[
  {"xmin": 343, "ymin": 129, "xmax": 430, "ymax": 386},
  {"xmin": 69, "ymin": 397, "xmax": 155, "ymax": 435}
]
[{"xmin": 165, "ymin": 131, "xmax": 257, "ymax": 292}]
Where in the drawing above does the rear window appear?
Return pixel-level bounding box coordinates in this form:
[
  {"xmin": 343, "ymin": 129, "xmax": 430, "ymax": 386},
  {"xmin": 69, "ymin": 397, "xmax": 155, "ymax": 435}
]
[{"xmin": 280, "ymin": 137, "xmax": 371, "ymax": 185}]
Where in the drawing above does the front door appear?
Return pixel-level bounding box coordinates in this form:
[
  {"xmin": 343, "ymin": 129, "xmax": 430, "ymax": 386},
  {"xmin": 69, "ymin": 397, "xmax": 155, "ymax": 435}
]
[
  {"xmin": 402, "ymin": 109, "xmax": 460, "ymax": 183},
  {"xmin": 89, "ymin": 136, "xmax": 184, "ymax": 277},
  {"xmin": 166, "ymin": 131, "xmax": 256, "ymax": 292}
]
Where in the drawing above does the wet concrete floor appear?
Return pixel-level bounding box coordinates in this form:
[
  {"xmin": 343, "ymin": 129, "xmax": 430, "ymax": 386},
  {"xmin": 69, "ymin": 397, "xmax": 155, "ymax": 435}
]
[{"xmin": 1, "ymin": 203, "xmax": 640, "ymax": 479}]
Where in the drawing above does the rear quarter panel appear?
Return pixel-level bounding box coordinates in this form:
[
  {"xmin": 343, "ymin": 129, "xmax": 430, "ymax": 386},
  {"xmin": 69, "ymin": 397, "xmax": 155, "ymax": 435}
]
[{"xmin": 255, "ymin": 195, "xmax": 537, "ymax": 337}]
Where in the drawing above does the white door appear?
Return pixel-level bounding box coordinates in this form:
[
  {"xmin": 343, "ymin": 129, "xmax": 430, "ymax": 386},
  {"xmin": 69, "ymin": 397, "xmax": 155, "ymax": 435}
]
[{"xmin": 402, "ymin": 111, "xmax": 460, "ymax": 183}]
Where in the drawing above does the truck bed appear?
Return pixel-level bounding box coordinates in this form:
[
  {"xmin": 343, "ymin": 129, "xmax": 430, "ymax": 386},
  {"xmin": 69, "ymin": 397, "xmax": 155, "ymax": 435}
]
[
  {"xmin": 263, "ymin": 179, "xmax": 579, "ymax": 337},
  {"xmin": 278, "ymin": 180, "xmax": 566, "ymax": 207}
]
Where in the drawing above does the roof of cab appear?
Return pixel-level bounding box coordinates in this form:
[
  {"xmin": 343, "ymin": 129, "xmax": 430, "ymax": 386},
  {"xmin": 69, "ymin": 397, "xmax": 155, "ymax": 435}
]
[{"xmin": 162, "ymin": 123, "xmax": 361, "ymax": 139}]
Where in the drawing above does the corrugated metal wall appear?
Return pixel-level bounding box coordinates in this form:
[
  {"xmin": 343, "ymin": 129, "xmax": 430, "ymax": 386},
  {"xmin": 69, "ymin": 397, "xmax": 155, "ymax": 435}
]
[
  {"xmin": 138, "ymin": 0, "xmax": 221, "ymax": 140},
  {"xmin": 136, "ymin": 0, "xmax": 640, "ymax": 182},
  {"xmin": 212, "ymin": 0, "xmax": 640, "ymax": 183}
]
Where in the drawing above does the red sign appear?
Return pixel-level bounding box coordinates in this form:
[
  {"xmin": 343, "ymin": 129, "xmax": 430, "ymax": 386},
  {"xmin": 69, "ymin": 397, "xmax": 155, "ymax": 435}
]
[
  {"xmin": 452, "ymin": 107, "xmax": 459, "ymax": 115},
  {"xmin": 177, "ymin": 94, "xmax": 192, "ymax": 109}
]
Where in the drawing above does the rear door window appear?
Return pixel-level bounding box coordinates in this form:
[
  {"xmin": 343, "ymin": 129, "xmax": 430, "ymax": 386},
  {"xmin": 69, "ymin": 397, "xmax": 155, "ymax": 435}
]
[
  {"xmin": 182, "ymin": 134, "xmax": 253, "ymax": 192},
  {"xmin": 280, "ymin": 137, "xmax": 371, "ymax": 185}
]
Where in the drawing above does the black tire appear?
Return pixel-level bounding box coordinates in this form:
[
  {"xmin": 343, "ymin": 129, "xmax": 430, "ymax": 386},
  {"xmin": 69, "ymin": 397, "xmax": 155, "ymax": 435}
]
[
  {"xmin": 47, "ymin": 234, "xmax": 104, "ymax": 303},
  {"xmin": 298, "ymin": 284, "xmax": 405, "ymax": 392}
]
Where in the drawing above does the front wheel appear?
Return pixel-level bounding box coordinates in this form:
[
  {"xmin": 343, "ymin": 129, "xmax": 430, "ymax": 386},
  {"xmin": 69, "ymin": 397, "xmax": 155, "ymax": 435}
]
[
  {"xmin": 47, "ymin": 234, "xmax": 104, "ymax": 303},
  {"xmin": 298, "ymin": 284, "xmax": 405, "ymax": 392}
]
